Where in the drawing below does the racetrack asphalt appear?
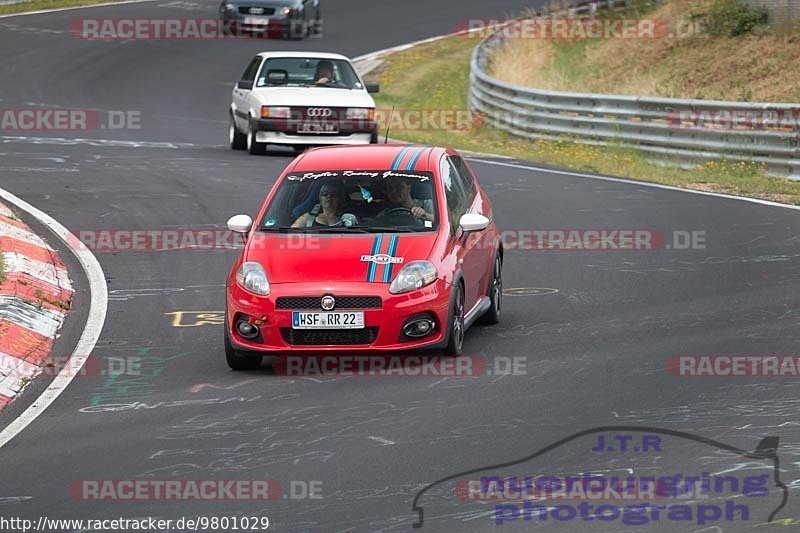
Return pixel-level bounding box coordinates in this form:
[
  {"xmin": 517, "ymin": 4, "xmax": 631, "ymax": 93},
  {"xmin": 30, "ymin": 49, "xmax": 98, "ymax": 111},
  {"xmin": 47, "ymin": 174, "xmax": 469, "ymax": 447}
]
[{"xmin": 1, "ymin": 0, "xmax": 799, "ymax": 531}]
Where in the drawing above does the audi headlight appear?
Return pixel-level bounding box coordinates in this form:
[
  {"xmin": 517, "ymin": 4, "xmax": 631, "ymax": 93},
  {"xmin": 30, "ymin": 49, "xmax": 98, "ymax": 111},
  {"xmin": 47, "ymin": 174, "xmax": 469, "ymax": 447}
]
[
  {"xmin": 236, "ymin": 262, "xmax": 270, "ymax": 295},
  {"xmin": 280, "ymin": 6, "xmax": 295, "ymax": 15},
  {"xmin": 261, "ymin": 106, "xmax": 291, "ymax": 119},
  {"xmin": 389, "ymin": 261, "xmax": 437, "ymax": 294},
  {"xmin": 220, "ymin": 2, "xmax": 236, "ymax": 14},
  {"xmin": 345, "ymin": 108, "xmax": 374, "ymax": 120}
]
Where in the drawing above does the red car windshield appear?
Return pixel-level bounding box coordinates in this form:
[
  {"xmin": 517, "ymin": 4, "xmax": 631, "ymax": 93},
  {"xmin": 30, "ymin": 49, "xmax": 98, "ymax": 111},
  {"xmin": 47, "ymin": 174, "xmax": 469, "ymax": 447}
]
[{"xmin": 259, "ymin": 170, "xmax": 438, "ymax": 233}]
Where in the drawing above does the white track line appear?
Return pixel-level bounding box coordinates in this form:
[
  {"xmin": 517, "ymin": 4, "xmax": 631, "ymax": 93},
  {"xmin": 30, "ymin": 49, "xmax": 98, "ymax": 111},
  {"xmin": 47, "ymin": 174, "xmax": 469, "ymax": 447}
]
[
  {"xmin": 0, "ymin": 0, "xmax": 159, "ymax": 19},
  {"xmin": 353, "ymin": 32, "xmax": 800, "ymax": 213},
  {"xmin": 0, "ymin": 188, "xmax": 107, "ymax": 449},
  {"xmin": 467, "ymin": 158, "xmax": 800, "ymax": 212}
]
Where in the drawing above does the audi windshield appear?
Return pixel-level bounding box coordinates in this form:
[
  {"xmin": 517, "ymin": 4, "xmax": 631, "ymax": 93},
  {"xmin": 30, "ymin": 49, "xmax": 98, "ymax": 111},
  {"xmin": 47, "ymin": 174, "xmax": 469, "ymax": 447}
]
[{"xmin": 255, "ymin": 57, "xmax": 363, "ymax": 89}]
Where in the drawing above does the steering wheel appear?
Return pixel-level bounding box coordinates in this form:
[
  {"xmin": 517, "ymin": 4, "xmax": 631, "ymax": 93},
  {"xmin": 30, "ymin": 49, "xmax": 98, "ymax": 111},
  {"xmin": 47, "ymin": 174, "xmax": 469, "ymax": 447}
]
[
  {"xmin": 372, "ymin": 207, "xmax": 423, "ymax": 226},
  {"xmin": 376, "ymin": 207, "xmax": 413, "ymax": 217}
]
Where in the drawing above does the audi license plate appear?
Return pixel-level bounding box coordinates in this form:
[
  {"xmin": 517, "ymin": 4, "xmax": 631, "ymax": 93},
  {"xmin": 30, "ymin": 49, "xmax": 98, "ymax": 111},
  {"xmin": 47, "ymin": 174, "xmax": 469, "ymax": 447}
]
[
  {"xmin": 299, "ymin": 122, "xmax": 338, "ymax": 133},
  {"xmin": 292, "ymin": 312, "xmax": 364, "ymax": 329},
  {"xmin": 244, "ymin": 16, "xmax": 270, "ymax": 25}
]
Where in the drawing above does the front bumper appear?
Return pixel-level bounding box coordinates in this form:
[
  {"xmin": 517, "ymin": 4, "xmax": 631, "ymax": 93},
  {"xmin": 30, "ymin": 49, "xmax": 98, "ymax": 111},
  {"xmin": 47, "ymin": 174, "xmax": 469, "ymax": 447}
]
[
  {"xmin": 252, "ymin": 118, "xmax": 377, "ymax": 146},
  {"xmin": 218, "ymin": 15, "xmax": 300, "ymax": 37},
  {"xmin": 226, "ymin": 279, "xmax": 451, "ymax": 353}
]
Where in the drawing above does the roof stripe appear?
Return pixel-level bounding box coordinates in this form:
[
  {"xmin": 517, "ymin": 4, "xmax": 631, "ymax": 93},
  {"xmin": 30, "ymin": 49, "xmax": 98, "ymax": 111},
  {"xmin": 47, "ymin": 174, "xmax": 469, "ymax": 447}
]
[
  {"xmin": 391, "ymin": 145, "xmax": 416, "ymax": 170},
  {"xmin": 406, "ymin": 146, "xmax": 430, "ymax": 170}
]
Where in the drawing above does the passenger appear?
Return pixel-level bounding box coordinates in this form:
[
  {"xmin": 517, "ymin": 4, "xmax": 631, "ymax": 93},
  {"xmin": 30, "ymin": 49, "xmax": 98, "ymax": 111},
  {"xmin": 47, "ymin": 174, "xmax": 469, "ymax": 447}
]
[{"xmin": 292, "ymin": 182, "xmax": 346, "ymax": 227}]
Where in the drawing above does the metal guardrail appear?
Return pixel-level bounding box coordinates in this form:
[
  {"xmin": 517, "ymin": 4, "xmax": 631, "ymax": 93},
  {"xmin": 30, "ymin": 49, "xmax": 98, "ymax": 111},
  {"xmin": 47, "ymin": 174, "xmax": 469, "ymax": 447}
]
[{"xmin": 468, "ymin": 2, "xmax": 800, "ymax": 179}]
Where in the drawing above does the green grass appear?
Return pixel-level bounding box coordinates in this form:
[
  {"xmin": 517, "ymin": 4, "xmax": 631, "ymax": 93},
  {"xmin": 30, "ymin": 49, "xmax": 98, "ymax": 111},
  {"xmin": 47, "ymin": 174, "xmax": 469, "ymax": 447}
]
[
  {"xmin": 365, "ymin": 35, "xmax": 800, "ymax": 205},
  {"xmin": 0, "ymin": 0, "xmax": 128, "ymax": 16},
  {"xmin": 0, "ymin": 248, "xmax": 5, "ymax": 284}
]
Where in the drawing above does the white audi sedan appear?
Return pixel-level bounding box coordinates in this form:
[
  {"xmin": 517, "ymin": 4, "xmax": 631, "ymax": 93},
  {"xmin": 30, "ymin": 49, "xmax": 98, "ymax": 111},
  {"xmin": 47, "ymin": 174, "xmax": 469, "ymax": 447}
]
[{"xmin": 229, "ymin": 52, "xmax": 380, "ymax": 154}]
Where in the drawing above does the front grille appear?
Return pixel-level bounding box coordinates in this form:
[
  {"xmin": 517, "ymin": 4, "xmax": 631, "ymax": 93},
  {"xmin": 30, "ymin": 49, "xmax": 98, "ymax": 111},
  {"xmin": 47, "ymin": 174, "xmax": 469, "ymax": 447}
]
[
  {"xmin": 276, "ymin": 296, "xmax": 381, "ymax": 310},
  {"xmin": 239, "ymin": 6, "xmax": 276, "ymax": 15},
  {"xmin": 281, "ymin": 327, "xmax": 380, "ymax": 346},
  {"xmin": 291, "ymin": 107, "xmax": 346, "ymax": 120}
]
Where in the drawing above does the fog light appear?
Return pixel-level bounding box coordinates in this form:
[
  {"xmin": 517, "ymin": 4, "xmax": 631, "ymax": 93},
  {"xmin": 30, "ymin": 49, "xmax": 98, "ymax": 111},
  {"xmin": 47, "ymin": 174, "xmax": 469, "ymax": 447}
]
[
  {"xmin": 237, "ymin": 320, "xmax": 260, "ymax": 339},
  {"xmin": 403, "ymin": 318, "xmax": 435, "ymax": 338}
]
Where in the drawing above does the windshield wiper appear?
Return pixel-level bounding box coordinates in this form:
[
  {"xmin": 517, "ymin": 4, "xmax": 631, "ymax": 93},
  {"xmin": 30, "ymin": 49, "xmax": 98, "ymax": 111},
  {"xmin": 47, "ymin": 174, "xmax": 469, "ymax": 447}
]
[
  {"xmin": 364, "ymin": 227, "xmax": 420, "ymax": 233},
  {"xmin": 311, "ymin": 226, "xmax": 373, "ymax": 233},
  {"xmin": 259, "ymin": 226, "xmax": 307, "ymax": 232}
]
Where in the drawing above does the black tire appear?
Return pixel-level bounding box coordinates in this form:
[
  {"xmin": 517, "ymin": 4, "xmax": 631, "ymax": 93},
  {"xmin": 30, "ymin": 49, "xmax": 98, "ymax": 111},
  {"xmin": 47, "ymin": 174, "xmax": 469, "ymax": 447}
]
[
  {"xmin": 247, "ymin": 119, "xmax": 265, "ymax": 155},
  {"xmin": 292, "ymin": 145, "xmax": 308, "ymax": 153},
  {"xmin": 479, "ymin": 253, "xmax": 502, "ymax": 325},
  {"xmin": 229, "ymin": 114, "xmax": 247, "ymax": 150},
  {"xmin": 225, "ymin": 326, "xmax": 262, "ymax": 370},
  {"xmin": 444, "ymin": 283, "xmax": 465, "ymax": 356},
  {"xmin": 370, "ymin": 130, "xmax": 379, "ymax": 144}
]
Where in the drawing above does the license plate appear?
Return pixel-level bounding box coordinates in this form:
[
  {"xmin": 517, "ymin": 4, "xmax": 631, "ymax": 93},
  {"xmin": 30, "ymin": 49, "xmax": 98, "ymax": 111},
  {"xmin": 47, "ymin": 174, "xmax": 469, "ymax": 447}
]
[
  {"xmin": 299, "ymin": 122, "xmax": 338, "ymax": 133},
  {"xmin": 243, "ymin": 16, "xmax": 270, "ymax": 25},
  {"xmin": 292, "ymin": 312, "xmax": 364, "ymax": 329}
]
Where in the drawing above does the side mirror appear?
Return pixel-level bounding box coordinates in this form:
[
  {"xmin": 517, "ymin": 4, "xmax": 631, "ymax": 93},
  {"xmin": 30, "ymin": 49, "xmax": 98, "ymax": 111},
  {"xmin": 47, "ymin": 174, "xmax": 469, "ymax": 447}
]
[
  {"xmin": 237, "ymin": 80, "xmax": 254, "ymax": 90},
  {"xmin": 459, "ymin": 213, "xmax": 489, "ymax": 232},
  {"xmin": 227, "ymin": 214, "xmax": 253, "ymax": 234},
  {"xmin": 365, "ymin": 83, "xmax": 380, "ymax": 94}
]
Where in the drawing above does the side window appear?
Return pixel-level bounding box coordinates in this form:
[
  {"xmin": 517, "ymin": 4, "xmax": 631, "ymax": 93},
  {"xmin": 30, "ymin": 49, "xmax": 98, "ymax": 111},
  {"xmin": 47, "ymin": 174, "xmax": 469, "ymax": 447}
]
[
  {"xmin": 451, "ymin": 156, "xmax": 477, "ymax": 204},
  {"xmin": 440, "ymin": 156, "xmax": 468, "ymax": 229},
  {"xmin": 241, "ymin": 57, "xmax": 262, "ymax": 82}
]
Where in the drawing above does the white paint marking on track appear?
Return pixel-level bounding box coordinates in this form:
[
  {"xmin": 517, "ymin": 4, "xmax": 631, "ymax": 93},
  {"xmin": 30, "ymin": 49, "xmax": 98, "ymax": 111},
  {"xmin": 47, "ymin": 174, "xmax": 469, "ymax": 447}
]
[
  {"xmin": 0, "ymin": 188, "xmax": 107, "ymax": 450},
  {"xmin": 0, "ymin": 0, "xmax": 160, "ymax": 19},
  {"xmin": 467, "ymin": 158, "xmax": 800, "ymax": 212},
  {"xmin": 367, "ymin": 436, "xmax": 395, "ymax": 446},
  {"xmin": 352, "ymin": 29, "xmax": 800, "ymax": 213}
]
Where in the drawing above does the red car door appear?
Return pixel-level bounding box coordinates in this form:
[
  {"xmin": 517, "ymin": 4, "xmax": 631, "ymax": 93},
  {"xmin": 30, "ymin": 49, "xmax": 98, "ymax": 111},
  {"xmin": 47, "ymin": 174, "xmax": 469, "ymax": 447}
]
[{"xmin": 439, "ymin": 155, "xmax": 487, "ymax": 314}]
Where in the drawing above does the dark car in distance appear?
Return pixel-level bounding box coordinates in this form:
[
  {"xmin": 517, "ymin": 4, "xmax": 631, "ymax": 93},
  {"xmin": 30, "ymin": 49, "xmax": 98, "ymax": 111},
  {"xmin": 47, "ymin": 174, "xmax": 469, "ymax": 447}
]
[{"xmin": 219, "ymin": 0, "xmax": 322, "ymax": 39}]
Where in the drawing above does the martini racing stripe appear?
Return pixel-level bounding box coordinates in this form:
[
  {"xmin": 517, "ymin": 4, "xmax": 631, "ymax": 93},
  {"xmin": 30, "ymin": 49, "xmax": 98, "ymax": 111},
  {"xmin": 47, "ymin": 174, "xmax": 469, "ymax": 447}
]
[
  {"xmin": 366, "ymin": 234, "xmax": 383, "ymax": 282},
  {"xmin": 390, "ymin": 145, "xmax": 416, "ymax": 170},
  {"xmin": 405, "ymin": 146, "xmax": 430, "ymax": 170},
  {"xmin": 382, "ymin": 235, "xmax": 400, "ymax": 282}
]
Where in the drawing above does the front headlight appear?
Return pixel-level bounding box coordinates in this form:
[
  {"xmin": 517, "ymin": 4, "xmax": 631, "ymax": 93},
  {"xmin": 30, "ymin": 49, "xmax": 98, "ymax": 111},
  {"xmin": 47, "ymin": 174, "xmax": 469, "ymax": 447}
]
[
  {"xmin": 261, "ymin": 106, "xmax": 291, "ymax": 119},
  {"xmin": 280, "ymin": 6, "xmax": 295, "ymax": 15},
  {"xmin": 389, "ymin": 261, "xmax": 437, "ymax": 294},
  {"xmin": 236, "ymin": 262, "xmax": 270, "ymax": 295},
  {"xmin": 221, "ymin": 3, "xmax": 236, "ymax": 13},
  {"xmin": 345, "ymin": 108, "xmax": 375, "ymax": 120}
]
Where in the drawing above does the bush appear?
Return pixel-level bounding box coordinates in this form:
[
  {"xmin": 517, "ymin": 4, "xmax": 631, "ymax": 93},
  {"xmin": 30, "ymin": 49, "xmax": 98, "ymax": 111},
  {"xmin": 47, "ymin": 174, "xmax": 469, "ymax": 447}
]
[{"xmin": 704, "ymin": 0, "xmax": 769, "ymax": 36}]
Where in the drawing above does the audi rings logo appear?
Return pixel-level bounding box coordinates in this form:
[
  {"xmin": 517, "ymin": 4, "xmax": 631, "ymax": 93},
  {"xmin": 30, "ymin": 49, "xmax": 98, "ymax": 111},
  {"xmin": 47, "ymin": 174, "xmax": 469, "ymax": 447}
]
[
  {"xmin": 306, "ymin": 108, "xmax": 333, "ymax": 117},
  {"xmin": 321, "ymin": 295, "xmax": 335, "ymax": 310},
  {"xmin": 248, "ymin": 7, "xmax": 265, "ymax": 14}
]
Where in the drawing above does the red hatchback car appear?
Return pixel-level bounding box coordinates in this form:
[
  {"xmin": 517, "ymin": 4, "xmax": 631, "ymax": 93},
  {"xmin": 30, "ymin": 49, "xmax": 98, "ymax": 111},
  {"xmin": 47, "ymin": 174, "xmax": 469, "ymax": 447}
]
[{"xmin": 224, "ymin": 144, "xmax": 502, "ymax": 369}]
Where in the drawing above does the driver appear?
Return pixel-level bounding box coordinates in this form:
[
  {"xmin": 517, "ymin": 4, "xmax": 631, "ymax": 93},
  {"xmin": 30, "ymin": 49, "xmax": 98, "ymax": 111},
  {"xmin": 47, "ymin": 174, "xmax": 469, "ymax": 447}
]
[
  {"xmin": 313, "ymin": 60, "xmax": 335, "ymax": 85},
  {"xmin": 384, "ymin": 180, "xmax": 434, "ymax": 221},
  {"xmin": 292, "ymin": 181, "xmax": 346, "ymax": 227}
]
